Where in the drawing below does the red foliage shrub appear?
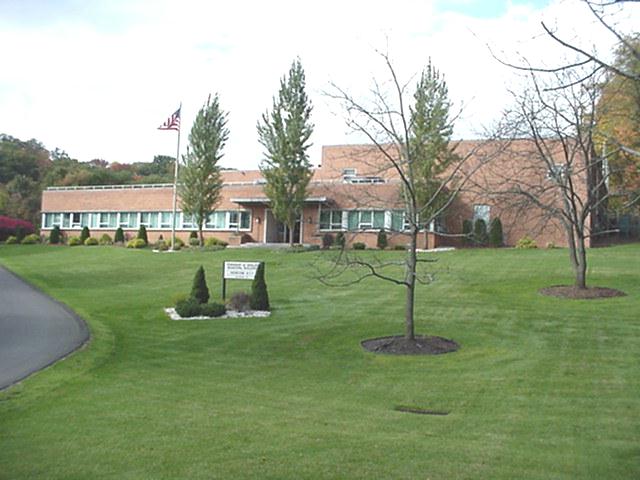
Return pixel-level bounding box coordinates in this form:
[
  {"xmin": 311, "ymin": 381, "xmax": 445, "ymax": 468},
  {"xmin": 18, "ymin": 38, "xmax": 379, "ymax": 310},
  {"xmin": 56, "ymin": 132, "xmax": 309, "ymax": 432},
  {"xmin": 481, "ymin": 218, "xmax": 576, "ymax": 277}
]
[{"xmin": 0, "ymin": 215, "xmax": 35, "ymax": 241}]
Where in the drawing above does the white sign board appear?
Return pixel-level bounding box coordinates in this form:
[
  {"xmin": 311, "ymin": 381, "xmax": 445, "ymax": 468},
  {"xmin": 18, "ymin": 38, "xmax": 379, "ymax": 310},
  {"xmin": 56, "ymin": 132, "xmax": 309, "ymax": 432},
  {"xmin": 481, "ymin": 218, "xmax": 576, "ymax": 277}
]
[{"xmin": 224, "ymin": 261, "xmax": 260, "ymax": 280}]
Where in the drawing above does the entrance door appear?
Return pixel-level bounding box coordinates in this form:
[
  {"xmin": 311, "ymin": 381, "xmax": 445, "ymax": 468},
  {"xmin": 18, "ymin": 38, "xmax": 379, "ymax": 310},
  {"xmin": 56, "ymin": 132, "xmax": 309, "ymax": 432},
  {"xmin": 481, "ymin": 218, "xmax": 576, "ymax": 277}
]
[{"xmin": 265, "ymin": 210, "xmax": 301, "ymax": 244}]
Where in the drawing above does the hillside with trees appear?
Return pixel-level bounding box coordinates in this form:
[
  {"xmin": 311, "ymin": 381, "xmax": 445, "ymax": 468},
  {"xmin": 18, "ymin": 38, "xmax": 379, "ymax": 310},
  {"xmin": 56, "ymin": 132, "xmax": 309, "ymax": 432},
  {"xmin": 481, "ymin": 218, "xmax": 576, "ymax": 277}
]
[{"xmin": 0, "ymin": 133, "xmax": 176, "ymax": 226}]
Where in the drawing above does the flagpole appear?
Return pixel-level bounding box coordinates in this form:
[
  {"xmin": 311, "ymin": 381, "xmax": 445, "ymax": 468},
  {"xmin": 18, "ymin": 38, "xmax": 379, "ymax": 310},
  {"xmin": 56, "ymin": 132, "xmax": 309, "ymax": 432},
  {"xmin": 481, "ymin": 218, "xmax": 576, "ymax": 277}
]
[{"xmin": 170, "ymin": 102, "xmax": 182, "ymax": 251}]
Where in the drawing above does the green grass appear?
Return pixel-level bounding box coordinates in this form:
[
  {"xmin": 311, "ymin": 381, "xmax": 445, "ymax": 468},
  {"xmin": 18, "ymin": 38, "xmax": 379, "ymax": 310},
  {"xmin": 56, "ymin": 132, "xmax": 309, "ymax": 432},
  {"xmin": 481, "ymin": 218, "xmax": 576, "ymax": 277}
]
[{"xmin": 0, "ymin": 244, "xmax": 639, "ymax": 479}]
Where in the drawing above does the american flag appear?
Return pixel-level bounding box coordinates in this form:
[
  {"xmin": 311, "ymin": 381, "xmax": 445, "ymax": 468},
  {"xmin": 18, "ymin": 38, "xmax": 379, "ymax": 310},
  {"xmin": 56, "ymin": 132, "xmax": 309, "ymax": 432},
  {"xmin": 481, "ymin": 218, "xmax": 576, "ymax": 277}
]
[{"xmin": 158, "ymin": 108, "xmax": 181, "ymax": 131}]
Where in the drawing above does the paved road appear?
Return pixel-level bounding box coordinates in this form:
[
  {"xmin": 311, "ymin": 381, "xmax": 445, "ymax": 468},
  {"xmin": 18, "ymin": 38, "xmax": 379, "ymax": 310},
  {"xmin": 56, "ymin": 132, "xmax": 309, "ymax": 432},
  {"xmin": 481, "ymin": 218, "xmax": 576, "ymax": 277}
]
[{"xmin": 0, "ymin": 266, "xmax": 89, "ymax": 390}]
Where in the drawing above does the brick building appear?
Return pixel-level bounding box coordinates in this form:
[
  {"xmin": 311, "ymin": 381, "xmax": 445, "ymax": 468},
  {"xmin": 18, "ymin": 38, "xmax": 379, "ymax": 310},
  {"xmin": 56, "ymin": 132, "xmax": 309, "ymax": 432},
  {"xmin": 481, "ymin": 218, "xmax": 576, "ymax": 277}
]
[{"xmin": 41, "ymin": 140, "xmax": 591, "ymax": 248}]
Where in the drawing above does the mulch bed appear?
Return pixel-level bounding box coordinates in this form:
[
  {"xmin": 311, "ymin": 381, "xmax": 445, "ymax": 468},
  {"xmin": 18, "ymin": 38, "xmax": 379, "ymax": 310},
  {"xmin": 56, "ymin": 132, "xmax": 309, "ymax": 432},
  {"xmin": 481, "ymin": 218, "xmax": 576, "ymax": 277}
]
[
  {"xmin": 539, "ymin": 285, "xmax": 626, "ymax": 299},
  {"xmin": 361, "ymin": 335, "xmax": 459, "ymax": 355}
]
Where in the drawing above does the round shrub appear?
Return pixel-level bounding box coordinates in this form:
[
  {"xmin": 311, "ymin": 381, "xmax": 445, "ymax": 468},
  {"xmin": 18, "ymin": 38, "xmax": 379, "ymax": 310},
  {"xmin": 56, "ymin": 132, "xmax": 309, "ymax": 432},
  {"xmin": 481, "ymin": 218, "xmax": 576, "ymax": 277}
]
[
  {"xmin": 80, "ymin": 226, "xmax": 90, "ymax": 243},
  {"xmin": 516, "ymin": 235, "xmax": 537, "ymax": 249},
  {"xmin": 126, "ymin": 238, "xmax": 147, "ymax": 249},
  {"xmin": 204, "ymin": 237, "xmax": 228, "ymax": 248},
  {"xmin": 228, "ymin": 291, "xmax": 251, "ymax": 312},
  {"xmin": 99, "ymin": 233, "xmax": 113, "ymax": 245},
  {"xmin": 155, "ymin": 240, "xmax": 169, "ymax": 251},
  {"xmin": 377, "ymin": 229, "xmax": 388, "ymax": 250},
  {"xmin": 175, "ymin": 297, "xmax": 202, "ymax": 318},
  {"xmin": 189, "ymin": 237, "xmax": 200, "ymax": 247},
  {"xmin": 20, "ymin": 233, "xmax": 40, "ymax": 244},
  {"xmin": 199, "ymin": 302, "xmax": 226, "ymax": 318},
  {"xmin": 5, "ymin": 235, "xmax": 18, "ymax": 244},
  {"xmin": 352, "ymin": 242, "xmax": 366, "ymax": 250},
  {"xmin": 191, "ymin": 265, "xmax": 210, "ymax": 304},
  {"xmin": 49, "ymin": 226, "xmax": 62, "ymax": 244},
  {"xmin": 84, "ymin": 237, "xmax": 99, "ymax": 246},
  {"xmin": 250, "ymin": 262, "xmax": 270, "ymax": 311},
  {"xmin": 394, "ymin": 244, "xmax": 406, "ymax": 251},
  {"xmin": 68, "ymin": 236, "xmax": 82, "ymax": 246},
  {"xmin": 114, "ymin": 227, "xmax": 125, "ymax": 243}
]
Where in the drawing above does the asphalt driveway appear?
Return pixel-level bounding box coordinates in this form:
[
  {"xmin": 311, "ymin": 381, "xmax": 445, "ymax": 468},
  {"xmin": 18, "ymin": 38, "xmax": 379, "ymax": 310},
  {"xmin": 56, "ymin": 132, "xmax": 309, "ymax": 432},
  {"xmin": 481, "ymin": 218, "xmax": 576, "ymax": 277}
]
[{"xmin": 0, "ymin": 266, "xmax": 89, "ymax": 390}]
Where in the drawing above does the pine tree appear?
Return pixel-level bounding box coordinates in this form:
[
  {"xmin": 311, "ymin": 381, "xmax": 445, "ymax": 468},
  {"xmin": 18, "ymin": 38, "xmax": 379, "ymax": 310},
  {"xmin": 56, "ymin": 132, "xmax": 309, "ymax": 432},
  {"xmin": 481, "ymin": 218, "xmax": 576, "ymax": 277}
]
[
  {"xmin": 250, "ymin": 262, "xmax": 270, "ymax": 311},
  {"xmin": 180, "ymin": 94, "xmax": 229, "ymax": 246},
  {"xmin": 377, "ymin": 229, "xmax": 388, "ymax": 250},
  {"xmin": 190, "ymin": 265, "xmax": 210, "ymax": 304},
  {"xmin": 258, "ymin": 58, "xmax": 314, "ymax": 246},
  {"xmin": 474, "ymin": 219, "xmax": 488, "ymax": 246},
  {"xmin": 114, "ymin": 227, "xmax": 125, "ymax": 243}
]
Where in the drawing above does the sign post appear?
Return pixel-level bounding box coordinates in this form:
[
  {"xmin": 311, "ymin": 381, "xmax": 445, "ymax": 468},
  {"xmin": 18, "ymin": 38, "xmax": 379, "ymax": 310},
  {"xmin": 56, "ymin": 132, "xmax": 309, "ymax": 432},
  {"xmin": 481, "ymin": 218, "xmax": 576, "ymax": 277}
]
[{"xmin": 222, "ymin": 261, "xmax": 261, "ymax": 300}]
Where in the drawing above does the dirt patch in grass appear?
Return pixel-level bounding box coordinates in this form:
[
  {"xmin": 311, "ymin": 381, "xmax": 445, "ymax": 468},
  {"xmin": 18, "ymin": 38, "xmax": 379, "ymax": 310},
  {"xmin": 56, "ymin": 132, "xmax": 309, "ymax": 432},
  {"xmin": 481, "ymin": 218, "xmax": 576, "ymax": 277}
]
[
  {"xmin": 394, "ymin": 405, "xmax": 449, "ymax": 416},
  {"xmin": 361, "ymin": 335, "xmax": 459, "ymax": 355},
  {"xmin": 539, "ymin": 285, "xmax": 626, "ymax": 299}
]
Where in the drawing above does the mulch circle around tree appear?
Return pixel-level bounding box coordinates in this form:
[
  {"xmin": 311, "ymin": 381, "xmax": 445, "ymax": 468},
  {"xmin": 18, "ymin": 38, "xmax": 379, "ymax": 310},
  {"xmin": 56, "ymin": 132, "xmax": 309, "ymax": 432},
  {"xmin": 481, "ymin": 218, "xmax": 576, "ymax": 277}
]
[
  {"xmin": 361, "ymin": 335, "xmax": 459, "ymax": 355},
  {"xmin": 539, "ymin": 285, "xmax": 626, "ymax": 299}
]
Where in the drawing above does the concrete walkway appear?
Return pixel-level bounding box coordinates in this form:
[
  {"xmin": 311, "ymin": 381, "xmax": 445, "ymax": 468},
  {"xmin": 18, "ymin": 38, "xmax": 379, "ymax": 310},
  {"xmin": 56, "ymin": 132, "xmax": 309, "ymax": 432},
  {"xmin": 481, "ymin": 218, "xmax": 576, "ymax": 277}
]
[{"xmin": 0, "ymin": 266, "xmax": 89, "ymax": 390}]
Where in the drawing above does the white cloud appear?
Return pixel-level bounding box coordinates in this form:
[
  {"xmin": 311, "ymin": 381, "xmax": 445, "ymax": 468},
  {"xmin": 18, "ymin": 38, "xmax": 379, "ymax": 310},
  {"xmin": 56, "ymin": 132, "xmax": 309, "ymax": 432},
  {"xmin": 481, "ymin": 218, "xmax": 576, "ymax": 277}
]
[{"xmin": 0, "ymin": 0, "xmax": 638, "ymax": 171}]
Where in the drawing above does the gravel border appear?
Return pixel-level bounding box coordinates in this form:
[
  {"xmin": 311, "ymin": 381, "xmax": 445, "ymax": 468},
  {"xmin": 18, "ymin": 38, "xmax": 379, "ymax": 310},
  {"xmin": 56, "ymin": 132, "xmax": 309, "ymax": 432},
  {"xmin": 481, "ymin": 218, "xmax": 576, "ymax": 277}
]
[{"xmin": 164, "ymin": 307, "xmax": 271, "ymax": 321}]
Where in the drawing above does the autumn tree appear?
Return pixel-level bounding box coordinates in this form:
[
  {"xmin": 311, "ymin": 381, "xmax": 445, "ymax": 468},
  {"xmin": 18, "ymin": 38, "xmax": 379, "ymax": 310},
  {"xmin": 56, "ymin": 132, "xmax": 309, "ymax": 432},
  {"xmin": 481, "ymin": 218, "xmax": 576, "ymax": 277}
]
[
  {"xmin": 179, "ymin": 94, "xmax": 229, "ymax": 246},
  {"xmin": 257, "ymin": 58, "xmax": 314, "ymax": 246}
]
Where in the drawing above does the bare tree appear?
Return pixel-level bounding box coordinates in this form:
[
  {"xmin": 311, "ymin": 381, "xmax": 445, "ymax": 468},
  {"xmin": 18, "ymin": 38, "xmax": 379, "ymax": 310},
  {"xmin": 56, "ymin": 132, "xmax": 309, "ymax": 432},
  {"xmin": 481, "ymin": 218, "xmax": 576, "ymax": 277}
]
[
  {"xmin": 320, "ymin": 53, "xmax": 497, "ymax": 343},
  {"xmin": 484, "ymin": 67, "xmax": 625, "ymax": 289}
]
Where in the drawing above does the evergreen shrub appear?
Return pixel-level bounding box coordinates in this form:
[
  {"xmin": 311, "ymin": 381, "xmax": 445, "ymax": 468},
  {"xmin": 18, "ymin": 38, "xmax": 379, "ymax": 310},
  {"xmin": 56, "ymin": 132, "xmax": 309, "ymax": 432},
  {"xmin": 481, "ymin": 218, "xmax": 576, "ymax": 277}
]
[
  {"xmin": 191, "ymin": 266, "xmax": 210, "ymax": 304},
  {"xmin": 489, "ymin": 218, "xmax": 503, "ymax": 247},
  {"xmin": 377, "ymin": 230, "xmax": 388, "ymax": 250},
  {"xmin": 352, "ymin": 242, "xmax": 366, "ymax": 250},
  {"xmin": 114, "ymin": 227, "xmax": 125, "ymax": 243},
  {"xmin": 335, "ymin": 231, "xmax": 345, "ymax": 248},
  {"xmin": 175, "ymin": 298, "xmax": 202, "ymax": 318},
  {"xmin": 49, "ymin": 226, "xmax": 61, "ymax": 244},
  {"xmin": 80, "ymin": 226, "xmax": 90, "ymax": 243},
  {"xmin": 5, "ymin": 236, "xmax": 18, "ymax": 244},
  {"xmin": 462, "ymin": 219, "xmax": 473, "ymax": 246},
  {"xmin": 322, "ymin": 233, "xmax": 334, "ymax": 249},
  {"xmin": 68, "ymin": 236, "xmax": 82, "ymax": 246},
  {"xmin": 473, "ymin": 219, "xmax": 488, "ymax": 246},
  {"xmin": 250, "ymin": 262, "xmax": 270, "ymax": 311},
  {"xmin": 136, "ymin": 225, "xmax": 148, "ymax": 244},
  {"xmin": 199, "ymin": 302, "xmax": 226, "ymax": 317}
]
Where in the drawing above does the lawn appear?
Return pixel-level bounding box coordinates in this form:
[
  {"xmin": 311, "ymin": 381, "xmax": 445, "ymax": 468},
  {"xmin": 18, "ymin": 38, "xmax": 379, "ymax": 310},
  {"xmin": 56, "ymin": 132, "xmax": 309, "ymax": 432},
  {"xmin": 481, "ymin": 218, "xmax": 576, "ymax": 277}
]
[{"xmin": 0, "ymin": 244, "xmax": 639, "ymax": 479}]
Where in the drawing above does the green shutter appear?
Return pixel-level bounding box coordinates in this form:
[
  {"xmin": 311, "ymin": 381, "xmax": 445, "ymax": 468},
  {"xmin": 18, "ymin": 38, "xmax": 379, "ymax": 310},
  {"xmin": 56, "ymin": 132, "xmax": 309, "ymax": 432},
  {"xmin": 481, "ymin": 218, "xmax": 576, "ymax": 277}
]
[
  {"xmin": 391, "ymin": 211, "xmax": 403, "ymax": 231},
  {"xmin": 373, "ymin": 211, "xmax": 385, "ymax": 229}
]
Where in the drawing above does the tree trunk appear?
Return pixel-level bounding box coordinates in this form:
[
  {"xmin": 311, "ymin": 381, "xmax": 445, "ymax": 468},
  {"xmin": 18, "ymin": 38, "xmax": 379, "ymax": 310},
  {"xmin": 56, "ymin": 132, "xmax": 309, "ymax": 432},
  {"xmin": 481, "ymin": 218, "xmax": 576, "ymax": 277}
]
[
  {"xmin": 198, "ymin": 224, "xmax": 204, "ymax": 247},
  {"xmin": 574, "ymin": 233, "xmax": 588, "ymax": 289},
  {"xmin": 288, "ymin": 221, "xmax": 295, "ymax": 247},
  {"xmin": 404, "ymin": 227, "xmax": 418, "ymax": 340}
]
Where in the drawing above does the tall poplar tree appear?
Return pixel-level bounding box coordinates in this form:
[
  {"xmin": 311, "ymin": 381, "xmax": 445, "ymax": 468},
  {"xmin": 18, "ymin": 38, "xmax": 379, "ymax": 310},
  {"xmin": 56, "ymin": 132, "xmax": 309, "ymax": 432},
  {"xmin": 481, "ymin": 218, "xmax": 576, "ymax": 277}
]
[
  {"xmin": 179, "ymin": 94, "xmax": 229, "ymax": 246},
  {"xmin": 257, "ymin": 58, "xmax": 314, "ymax": 246}
]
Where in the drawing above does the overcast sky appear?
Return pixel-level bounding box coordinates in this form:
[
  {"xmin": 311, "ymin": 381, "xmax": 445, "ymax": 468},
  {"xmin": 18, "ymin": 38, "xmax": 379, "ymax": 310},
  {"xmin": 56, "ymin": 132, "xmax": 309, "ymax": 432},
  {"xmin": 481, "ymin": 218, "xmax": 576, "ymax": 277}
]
[{"xmin": 1, "ymin": 0, "xmax": 638, "ymax": 170}]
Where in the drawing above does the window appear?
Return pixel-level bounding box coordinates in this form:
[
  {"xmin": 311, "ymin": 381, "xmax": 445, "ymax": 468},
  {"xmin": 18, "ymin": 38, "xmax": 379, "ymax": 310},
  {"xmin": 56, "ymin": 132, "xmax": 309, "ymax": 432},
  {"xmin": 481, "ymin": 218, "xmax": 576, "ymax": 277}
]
[
  {"xmin": 228, "ymin": 211, "xmax": 239, "ymax": 229},
  {"xmin": 99, "ymin": 213, "xmax": 117, "ymax": 228},
  {"xmin": 240, "ymin": 211, "xmax": 251, "ymax": 229},
  {"xmin": 473, "ymin": 204, "xmax": 490, "ymax": 224},
  {"xmin": 181, "ymin": 213, "xmax": 196, "ymax": 230},
  {"xmin": 547, "ymin": 163, "xmax": 570, "ymax": 182},
  {"xmin": 319, "ymin": 209, "xmax": 343, "ymax": 230},
  {"xmin": 140, "ymin": 212, "xmax": 159, "ymax": 228},
  {"xmin": 71, "ymin": 213, "xmax": 81, "ymax": 228},
  {"xmin": 44, "ymin": 213, "xmax": 61, "ymax": 228},
  {"xmin": 348, "ymin": 176, "xmax": 385, "ymax": 184},
  {"xmin": 119, "ymin": 212, "xmax": 139, "ymax": 229},
  {"xmin": 160, "ymin": 212, "xmax": 173, "ymax": 229},
  {"xmin": 347, "ymin": 210, "xmax": 386, "ymax": 230},
  {"xmin": 206, "ymin": 211, "xmax": 226, "ymax": 229},
  {"xmin": 62, "ymin": 213, "xmax": 70, "ymax": 228}
]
